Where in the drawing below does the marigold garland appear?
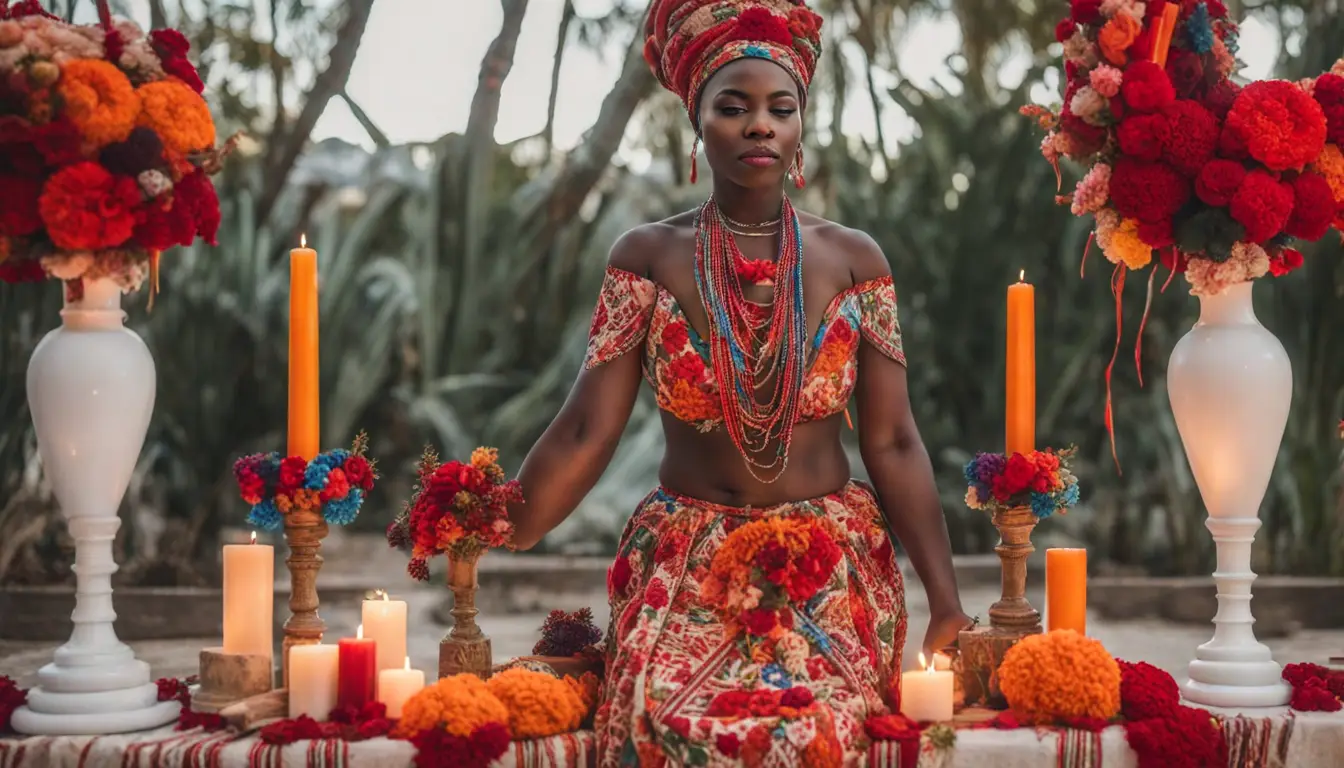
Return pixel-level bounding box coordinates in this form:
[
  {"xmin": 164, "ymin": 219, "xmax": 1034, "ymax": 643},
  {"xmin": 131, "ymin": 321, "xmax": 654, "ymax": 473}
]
[
  {"xmin": 998, "ymin": 629, "xmax": 1121, "ymax": 723},
  {"xmin": 393, "ymin": 674, "xmax": 510, "ymax": 740},
  {"xmin": 485, "ymin": 668, "xmax": 585, "ymax": 739}
]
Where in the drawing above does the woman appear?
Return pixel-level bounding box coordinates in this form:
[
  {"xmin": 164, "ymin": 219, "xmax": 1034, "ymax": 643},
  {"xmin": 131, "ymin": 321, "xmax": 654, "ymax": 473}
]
[{"xmin": 508, "ymin": 0, "xmax": 970, "ymax": 763}]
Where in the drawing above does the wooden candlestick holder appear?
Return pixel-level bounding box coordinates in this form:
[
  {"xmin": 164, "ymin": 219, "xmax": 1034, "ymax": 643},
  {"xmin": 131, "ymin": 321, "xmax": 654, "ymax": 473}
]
[
  {"xmin": 439, "ymin": 546, "xmax": 492, "ymax": 679},
  {"xmin": 192, "ymin": 648, "xmax": 273, "ymax": 713},
  {"xmin": 282, "ymin": 507, "xmax": 328, "ymax": 687},
  {"xmin": 955, "ymin": 506, "xmax": 1043, "ymax": 708}
]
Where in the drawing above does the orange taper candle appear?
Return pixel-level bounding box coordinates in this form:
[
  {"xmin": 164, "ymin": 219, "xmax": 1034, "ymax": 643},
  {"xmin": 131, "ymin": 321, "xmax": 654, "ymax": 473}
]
[
  {"xmin": 288, "ymin": 235, "xmax": 320, "ymax": 460},
  {"xmin": 1046, "ymin": 548, "xmax": 1088, "ymax": 634},
  {"xmin": 1006, "ymin": 270, "xmax": 1035, "ymax": 456}
]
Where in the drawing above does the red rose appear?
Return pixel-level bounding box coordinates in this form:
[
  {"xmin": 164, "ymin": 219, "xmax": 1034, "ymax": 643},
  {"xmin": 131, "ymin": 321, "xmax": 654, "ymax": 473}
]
[
  {"xmin": 1122, "ymin": 61, "xmax": 1176, "ymax": 113},
  {"xmin": 644, "ymin": 579, "xmax": 670, "ymax": 610},
  {"xmin": 1159, "ymin": 100, "xmax": 1218, "ymax": 176},
  {"xmin": 1223, "ymin": 80, "xmax": 1327, "ymax": 171},
  {"xmin": 1284, "ymin": 171, "xmax": 1335, "ymax": 241},
  {"xmin": 1110, "ymin": 158, "xmax": 1191, "ymax": 223},
  {"xmin": 1002, "ymin": 454, "xmax": 1037, "ymax": 494},
  {"xmin": 343, "ymin": 455, "xmax": 374, "ymax": 490},
  {"xmin": 1313, "ymin": 73, "xmax": 1344, "ymax": 145},
  {"xmin": 38, "ymin": 162, "xmax": 142, "ymax": 250},
  {"xmin": 716, "ymin": 732, "xmax": 742, "ymax": 757},
  {"xmin": 1229, "ymin": 169, "xmax": 1294, "ymax": 243},
  {"xmin": 1137, "ymin": 219, "xmax": 1175, "ymax": 248},
  {"xmin": 1117, "ymin": 113, "xmax": 1170, "ymax": 161},
  {"xmin": 1055, "ymin": 19, "xmax": 1077, "ymax": 42},
  {"xmin": 1195, "ymin": 159, "xmax": 1247, "ymax": 206},
  {"xmin": 1268, "ymin": 247, "xmax": 1304, "ymax": 277}
]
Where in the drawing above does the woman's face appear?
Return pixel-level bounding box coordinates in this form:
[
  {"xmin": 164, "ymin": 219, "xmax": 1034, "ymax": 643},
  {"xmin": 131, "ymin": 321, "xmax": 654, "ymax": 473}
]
[{"xmin": 697, "ymin": 58, "xmax": 802, "ymax": 190}]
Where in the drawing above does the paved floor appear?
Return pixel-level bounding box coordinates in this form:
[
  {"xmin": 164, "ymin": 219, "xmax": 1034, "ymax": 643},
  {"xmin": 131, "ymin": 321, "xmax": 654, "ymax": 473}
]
[{"xmin": 4, "ymin": 582, "xmax": 1342, "ymax": 689}]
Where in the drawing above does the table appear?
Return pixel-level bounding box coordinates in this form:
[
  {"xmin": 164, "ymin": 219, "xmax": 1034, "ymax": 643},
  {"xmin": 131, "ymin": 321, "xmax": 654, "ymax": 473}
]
[{"xmin": 1, "ymin": 709, "xmax": 1340, "ymax": 767}]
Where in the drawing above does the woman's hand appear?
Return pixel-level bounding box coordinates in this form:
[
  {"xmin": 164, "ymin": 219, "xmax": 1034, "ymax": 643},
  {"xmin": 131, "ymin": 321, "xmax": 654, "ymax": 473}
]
[{"xmin": 921, "ymin": 607, "xmax": 974, "ymax": 660}]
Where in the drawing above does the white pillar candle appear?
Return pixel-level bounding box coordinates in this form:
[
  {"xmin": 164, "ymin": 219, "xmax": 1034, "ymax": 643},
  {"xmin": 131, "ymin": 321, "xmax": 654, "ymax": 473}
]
[
  {"xmin": 288, "ymin": 643, "xmax": 340, "ymax": 719},
  {"xmin": 362, "ymin": 590, "xmax": 408, "ymax": 677},
  {"xmin": 223, "ymin": 532, "xmax": 273, "ymax": 658},
  {"xmin": 377, "ymin": 657, "xmax": 426, "ymax": 719},
  {"xmin": 899, "ymin": 653, "xmax": 954, "ymax": 723}
]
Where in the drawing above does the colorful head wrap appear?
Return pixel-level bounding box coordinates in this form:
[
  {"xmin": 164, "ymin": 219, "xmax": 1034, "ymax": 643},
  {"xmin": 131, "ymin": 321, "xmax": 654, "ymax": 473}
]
[{"xmin": 643, "ymin": 0, "xmax": 824, "ymax": 131}]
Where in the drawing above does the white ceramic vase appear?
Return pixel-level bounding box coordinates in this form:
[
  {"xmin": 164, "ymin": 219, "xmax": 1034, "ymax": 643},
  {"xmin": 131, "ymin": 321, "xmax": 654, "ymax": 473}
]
[
  {"xmin": 10, "ymin": 277, "xmax": 181, "ymax": 735},
  {"xmin": 1166, "ymin": 279, "xmax": 1292, "ymax": 708}
]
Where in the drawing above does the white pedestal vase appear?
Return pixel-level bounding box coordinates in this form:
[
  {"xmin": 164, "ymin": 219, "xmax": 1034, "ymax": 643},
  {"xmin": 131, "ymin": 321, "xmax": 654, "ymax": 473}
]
[
  {"xmin": 1166, "ymin": 279, "xmax": 1293, "ymax": 709},
  {"xmin": 10, "ymin": 277, "xmax": 180, "ymax": 735}
]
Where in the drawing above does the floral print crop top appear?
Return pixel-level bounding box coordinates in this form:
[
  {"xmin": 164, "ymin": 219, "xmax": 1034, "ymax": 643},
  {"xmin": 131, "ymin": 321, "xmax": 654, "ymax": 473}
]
[{"xmin": 584, "ymin": 266, "xmax": 906, "ymax": 431}]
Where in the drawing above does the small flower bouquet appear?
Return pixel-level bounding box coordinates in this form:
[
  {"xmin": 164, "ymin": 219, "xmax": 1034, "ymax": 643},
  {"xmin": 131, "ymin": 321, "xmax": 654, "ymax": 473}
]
[
  {"xmin": 386, "ymin": 446, "xmax": 522, "ymax": 581},
  {"xmin": 233, "ymin": 432, "xmax": 377, "ymax": 531},
  {"xmin": 963, "ymin": 446, "xmax": 1081, "ymax": 519},
  {"xmin": 0, "ymin": 0, "xmax": 233, "ymax": 295}
]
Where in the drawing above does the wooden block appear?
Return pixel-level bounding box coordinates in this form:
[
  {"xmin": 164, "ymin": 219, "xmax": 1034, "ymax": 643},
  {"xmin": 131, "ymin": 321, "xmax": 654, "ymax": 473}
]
[
  {"xmin": 219, "ymin": 688, "xmax": 289, "ymax": 732},
  {"xmin": 192, "ymin": 647, "xmax": 274, "ymax": 713},
  {"xmin": 955, "ymin": 624, "xmax": 1041, "ymax": 709}
]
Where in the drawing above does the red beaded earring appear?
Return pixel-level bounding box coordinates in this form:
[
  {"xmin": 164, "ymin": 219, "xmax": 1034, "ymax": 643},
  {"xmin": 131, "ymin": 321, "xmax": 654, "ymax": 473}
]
[
  {"xmin": 690, "ymin": 136, "xmax": 700, "ymax": 185},
  {"xmin": 792, "ymin": 146, "xmax": 806, "ymax": 189}
]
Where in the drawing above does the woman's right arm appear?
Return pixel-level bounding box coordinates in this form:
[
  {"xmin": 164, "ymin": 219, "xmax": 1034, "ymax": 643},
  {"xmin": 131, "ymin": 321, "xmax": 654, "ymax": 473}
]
[{"xmin": 508, "ymin": 232, "xmax": 656, "ymax": 550}]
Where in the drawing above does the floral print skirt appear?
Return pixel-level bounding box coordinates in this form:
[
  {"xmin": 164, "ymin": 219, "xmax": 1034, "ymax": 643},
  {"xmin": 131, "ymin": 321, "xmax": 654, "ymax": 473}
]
[{"xmin": 593, "ymin": 481, "xmax": 908, "ymax": 767}]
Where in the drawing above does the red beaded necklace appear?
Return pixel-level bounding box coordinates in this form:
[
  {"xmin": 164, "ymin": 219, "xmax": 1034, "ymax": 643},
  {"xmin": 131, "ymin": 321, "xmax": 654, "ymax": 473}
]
[{"xmin": 693, "ymin": 196, "xmax": 806, "ymax": 483}]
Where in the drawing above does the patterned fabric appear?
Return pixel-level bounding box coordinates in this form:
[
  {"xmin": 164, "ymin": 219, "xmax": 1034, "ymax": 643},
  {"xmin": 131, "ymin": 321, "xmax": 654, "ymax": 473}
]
[
  {"xmin": 593, "ymin": 481, "xmax": 908, "ymax": 767},
  {"xmin": 584, "ymin": 266, "xmax": 906, "ymax": 431},
  {"xmin": 643, "ymin": 0, "xmax": 824, "ymax": 127}
]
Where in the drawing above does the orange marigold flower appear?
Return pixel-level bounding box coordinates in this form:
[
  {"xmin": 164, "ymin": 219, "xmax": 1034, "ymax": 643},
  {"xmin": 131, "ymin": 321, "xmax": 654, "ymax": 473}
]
[
  {"xmin": 469, "ymin": 446, "xmax": 499, "ymax": 471},
  {"xmin": 564, "ymin": 672, "xmax": 601, "ymax": 718},
  {"xmin": 393, "ymin": 674, "xmax": 509, "ymax": 739},
  {"xmin": 136, "ymin": 78, "xmax": 215, "ymax": 154},
  {"xmin": 56, "ymin": 59, "xmax": 140, "ymax": 148},
  {"xmin": 999, "ymin": 629, "xmax": 1121, "ymax": 723},
  {"xmin": 485, "ymin": 668, "xmax": 584, "ymax": 739},
  {"xmin": 1097, "ymin": 14, "xmax": 1140, "ymax": 66},
  {"xmin": 291, "ymin": 488, "xmax": 320, "ymax": 511}
]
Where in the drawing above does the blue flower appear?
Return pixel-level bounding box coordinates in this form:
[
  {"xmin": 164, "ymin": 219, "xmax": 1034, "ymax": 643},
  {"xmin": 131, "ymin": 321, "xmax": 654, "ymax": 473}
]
[
  {"xmin": 1186, "ymin": 3, "xmax": 1214, "ymax": 54},
  {"xmin": 1059, "ymin": 483, "xmax": 1081, "ymax": 507},
  {"xmin": 248, "ymin": 499, "xmax": 283, "ymax": 531},
  {"xmin": 761, "ymin": 664, "xmax": 792, "ymax": 688},
  {"xmin": 1029, "ymin": 491, "xmax": 1056, "ymax": 519},
  {"xmin": 323, "ymin": 488, "xmax": 363, "ymax": 525}
]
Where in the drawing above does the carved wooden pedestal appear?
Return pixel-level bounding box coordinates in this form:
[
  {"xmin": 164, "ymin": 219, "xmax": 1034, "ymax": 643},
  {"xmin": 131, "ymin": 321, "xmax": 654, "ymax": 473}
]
[
  {"xmin": 282, "ymin": 509, "xmax": 328, "ymax": 687},
  {"xmin": 439, "ymin": 547, "xmax": 492, "ymax": 679},
  {"xmin": 955, "ymin": 506, "xmax": 1042, "ymax": 708}
]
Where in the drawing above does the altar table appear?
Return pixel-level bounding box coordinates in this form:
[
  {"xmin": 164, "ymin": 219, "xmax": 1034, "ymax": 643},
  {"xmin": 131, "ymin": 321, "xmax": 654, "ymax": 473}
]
[{"xmin": 1, "ymin": 710, "xmax": 1340, "ymax": 768}]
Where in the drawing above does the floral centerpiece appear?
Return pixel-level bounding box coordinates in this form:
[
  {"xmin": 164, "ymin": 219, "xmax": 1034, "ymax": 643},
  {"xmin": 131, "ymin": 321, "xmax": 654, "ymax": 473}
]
[
  {"xmin": 0, "ymin": 0, "xmax": 232, "ymax": 295},
  {"xmin": 963, "ymin": 446, "xmax": 1081, "ymax": 519},
  {"xmin": 386, "ymin": 446, "xmax": 521, "ymax": 581},
  {"xmin": 233, "ymin": 431, "xmax": 377, "ymax": 530}
]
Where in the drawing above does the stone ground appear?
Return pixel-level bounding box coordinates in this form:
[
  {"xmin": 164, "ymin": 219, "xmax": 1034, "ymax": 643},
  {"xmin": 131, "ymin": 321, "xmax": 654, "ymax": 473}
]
[{"xmin": 3, "ymin": 531, "xmax": 1342, "ymax": 687}]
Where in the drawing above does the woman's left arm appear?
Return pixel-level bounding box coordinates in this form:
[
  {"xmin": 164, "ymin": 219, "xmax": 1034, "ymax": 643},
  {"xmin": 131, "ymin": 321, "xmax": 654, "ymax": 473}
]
[{"xmin": 847, "ymin": 234, "xmax": 970, "ymax": 655}]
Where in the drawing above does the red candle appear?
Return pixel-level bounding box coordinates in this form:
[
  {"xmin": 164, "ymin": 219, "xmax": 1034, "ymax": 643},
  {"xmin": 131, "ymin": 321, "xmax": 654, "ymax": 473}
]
[{"xmin": 337, "ymin": 626, "xmax": 377, "ymax": 709}]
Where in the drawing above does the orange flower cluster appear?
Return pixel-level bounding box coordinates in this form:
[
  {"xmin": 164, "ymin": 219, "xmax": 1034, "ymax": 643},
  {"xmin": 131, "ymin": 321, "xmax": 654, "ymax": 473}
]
[
  {"xmin": 565, "ymin": 672, "xmax": 601, "ymax": 717},
  {"xmin": 54, "ymin": 60, "xmax": 139, "ymax": 148},
  {"xmin": 136, "ymin": 79, "xmax": 214, "ymax": 154},
  {"xmin": 998, "ymin": 629, "xmax": 1121, "ymax": 723},
  {"xmin": 392, "ymin": 674, "xmax": 508, "ymax": 739},
  {"xmin": 485, "ymin": 668, "xmax": 586, "ymax": 739}
]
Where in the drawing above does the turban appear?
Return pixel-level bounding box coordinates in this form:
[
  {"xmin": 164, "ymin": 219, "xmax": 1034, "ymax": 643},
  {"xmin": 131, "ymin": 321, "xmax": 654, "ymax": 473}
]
[{"xmin": 643, "ymin": 0, "xmax": 824, "ymax": 131}]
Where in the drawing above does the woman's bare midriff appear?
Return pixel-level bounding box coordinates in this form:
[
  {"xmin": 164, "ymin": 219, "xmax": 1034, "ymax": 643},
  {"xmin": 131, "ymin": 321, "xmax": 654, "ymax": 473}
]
[{"xmin": 657, "ymin": 413, "xmax": 851, "ymax": 506}]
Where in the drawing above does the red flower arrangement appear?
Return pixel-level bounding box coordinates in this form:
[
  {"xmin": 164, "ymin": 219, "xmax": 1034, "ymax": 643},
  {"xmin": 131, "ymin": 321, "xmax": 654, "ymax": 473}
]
[
  {"xmin": 258, "ymin": 701, "xmax": 394, "ymax": 744},
  {"xmin": 155, "ymin": 676, "xmax": 226, "ymax": 732},
  {"xmin": 0, "ymin": 675, "xmax": 26, "ymax": 733},
  {"xmin": 532, "ymin": 607, "xmax": 604, "ymax": 657},
  {"xmin": 0, "ymin": 0, "xmax": 232, "ymax": 296},
  {"xmin": 386, "ymin": 446, "xmax": 523, "ymax": 581},
  {"xmin": 409, "ymin": 721, "xmax": 511, "ymax": 768},
  {"xmin": 1282, "ymin": 662, "xmax": 1344, "ymax": 712}
]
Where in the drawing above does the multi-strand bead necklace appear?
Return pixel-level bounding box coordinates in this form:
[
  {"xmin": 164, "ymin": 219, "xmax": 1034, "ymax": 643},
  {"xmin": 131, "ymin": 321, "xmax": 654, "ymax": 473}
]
[{"xmin": 692, "ymin": 195, "xmax": 806, "ymax": 483}]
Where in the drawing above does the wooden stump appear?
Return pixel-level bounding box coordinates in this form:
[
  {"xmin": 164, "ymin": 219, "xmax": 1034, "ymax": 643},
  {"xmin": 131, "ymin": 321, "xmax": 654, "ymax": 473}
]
[
  {"xmin": 439, "ymin": 546, "xmax": 492, "ymax": 679},
  {"xmin": 192, "ymin": 648, "xmax": 273, "ymax": 713},
  {"xmin": 282, "ymin": 508, "xmax": 328, "ymax": 687},
  {"xmin": 955, "ymin": 506, "xmax": 1042, "ymax": 708}
]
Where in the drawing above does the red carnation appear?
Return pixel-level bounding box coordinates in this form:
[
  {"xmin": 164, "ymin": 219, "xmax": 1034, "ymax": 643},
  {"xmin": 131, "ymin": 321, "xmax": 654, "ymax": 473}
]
[
  {"xmin": 1284, "ymin": 171, "xmax": 1335, "ymax": 241},
  {"xmin": 1203, "ymin": 79, "xmax": 1241, "ymax": 119},
  {"xmin": 1229, "ymin": 169, "xmax": 1294, "ymax": 243},
  {"xmin": 1055, "ymin": 19, "xmax": 1077, "ymax": 42},
  {"xmin": 1117, "ymin": 660, "xmax": 1180, "ymax": 720},
  {"xmin": 343, "ymin": 455, "xmax": 374, "ymax": 491},
  {"xmin": 1138, "ymin": 218, "xmax": 1175, "ymax": 248},
  {"xmin": 1117, "ymin": 113, "xmax": 1170, "ymax": 161},
  {"xmin": 279, "ymin": 455, "xmax": 307, "ymax": 491},
  {"xmin": 149, "ymin": 29, "xmax": 204, "ymax": 94},
  {"xmin": 37, "ymin": 162, "xmax": 141, "ymax": 250},
  {"xmin": 1223, "ymin": 80, "xmax": 1327, "ymax": 171},
  {"xmin": 1268, "ymin": 247, "xmax": 1304, "ymax": 277},
  {"xmin": 1002, "ymin": 454, "xmax": 1037, "ymax": 494},
  {"xmin": 1124, "ymin": 704, "xmax": 1228, "ymax": 768},
  {"xmin": 1122, "ymin": 61, "xmax": 1176, "ymax": 114},
  {"xmin": 1110, "ymin": 157, "xmax": 1191, "ymax": 222},
  {"xmin": 1195, "ymin": 159, "xmax": 1247, "ymax": 206},
  {"xmin": 1070, "ymin": 0, "xmax": 1103, "ymax": 24},
  {"xmin": 1160, "ymin": 100, "xmax": 1218, "ymax": 176},
  {"xmin": 1312, "ymin": 73, "xmax": 1344, "ymax": 145},
  {"xmin": 1290, "ymin": 679, "xmax": 1342, "ymax": 712},
  {"xmin": 1165, "ymin": 49, "xmax": 1204, "ymax": 97},
  {"xmin": 1061, "ymin": 111, "xmax": 1107, "ymax": 157},
  {"xmin": 734, "ymin": 7, "xmax": 794, "ymax": 48},
  {"xmin": 0, "ymin": 174, "xmax": 41, "ymax": 236}
]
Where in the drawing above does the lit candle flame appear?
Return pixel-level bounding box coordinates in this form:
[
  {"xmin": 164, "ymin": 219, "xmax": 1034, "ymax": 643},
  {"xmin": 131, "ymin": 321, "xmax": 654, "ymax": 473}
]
[
  {"xmin": 381, "ymin": 590, "xmax": 389, "ymax": 601},
  {"xmin": 919, "ymin": 652, "xmax": 930, "ymax": 672},
  {"xmin": 1019, "ymin": 269, "xmax": 1025, "ymax": 282},
  {"xmin": 403, "ymin": 656, "xmax": 411, "ymax": 671},
  {"xmin": 249, "ymin": 531, "xmax": 257, "ymax": 545},
  {"xmin": 300, "ymin": 233, "xmax": 307, "ymax": 248},
  {"xmin": 357, "ymin": 624, "xmax": 363, "ymax": 639}
]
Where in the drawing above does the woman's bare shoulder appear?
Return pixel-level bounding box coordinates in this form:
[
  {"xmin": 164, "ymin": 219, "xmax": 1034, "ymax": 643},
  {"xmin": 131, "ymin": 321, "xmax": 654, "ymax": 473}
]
[
  {"xmin": 607, "ymin": 211, "xmax": 698, "ymax": 278},
  {"xmin": 799, "ymin": 212, "xmax": 892, "ymax": 284}
]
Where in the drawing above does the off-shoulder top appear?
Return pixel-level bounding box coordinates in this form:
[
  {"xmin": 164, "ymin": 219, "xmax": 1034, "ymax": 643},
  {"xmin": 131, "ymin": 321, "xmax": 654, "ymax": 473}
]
[{"xmin": 583, "ymin": 266, "xmax": 906, "ymax": 432}]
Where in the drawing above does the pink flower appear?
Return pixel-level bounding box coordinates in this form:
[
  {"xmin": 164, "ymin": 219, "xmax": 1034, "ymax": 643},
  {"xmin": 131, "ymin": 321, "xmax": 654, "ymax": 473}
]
[
  {"xmin": 1070, "ymin": 86, "xmax": 1110, "ymax": 126},
  {"xmin": 1041, "ymin": 134, "xmax": 1062, "ymax": 163},
  {"xmin": 1072, "ymin": 163, "xmax": 1112, "ymax": 214},
  {"xmin": 1184, "ymin": 242, "xmax": 1270, "ymax": 296},
  {"xmin": 1089, "ymin": 64, "xmax": 1123, "ymax": 98}
]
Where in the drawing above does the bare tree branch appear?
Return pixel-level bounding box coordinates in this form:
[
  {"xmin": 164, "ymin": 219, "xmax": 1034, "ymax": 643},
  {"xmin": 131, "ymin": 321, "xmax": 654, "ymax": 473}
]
[
  {"xmin": 256, "ymin": 0, "xmax": 376, "ymax": 221},
  {"xmin": 267, "ymin": 0, "xmax": 285, "ymax": 147},
  {"xmin": 147, "ymin": 0, "xmax": 167, "ymax": 28},
  {"xmin": 543, "ymin": 0, "xmax": 575, "ymax": 153}
]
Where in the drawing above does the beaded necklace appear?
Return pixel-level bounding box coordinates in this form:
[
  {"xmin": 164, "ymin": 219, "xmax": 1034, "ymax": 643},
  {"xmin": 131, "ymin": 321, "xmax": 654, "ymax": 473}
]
[{"xmin": 693, "ymin": 196, "xmax": 806, "ymax": 483}]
